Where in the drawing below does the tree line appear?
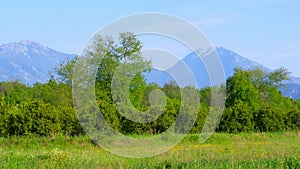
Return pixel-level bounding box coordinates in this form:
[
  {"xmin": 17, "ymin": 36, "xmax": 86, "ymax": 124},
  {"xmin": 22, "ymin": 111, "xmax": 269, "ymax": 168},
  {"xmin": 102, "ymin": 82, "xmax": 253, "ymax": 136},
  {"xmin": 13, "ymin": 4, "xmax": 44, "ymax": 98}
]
[{"xmin": 0, "ymin": 32, "xmax": 299, "ymax": 137}]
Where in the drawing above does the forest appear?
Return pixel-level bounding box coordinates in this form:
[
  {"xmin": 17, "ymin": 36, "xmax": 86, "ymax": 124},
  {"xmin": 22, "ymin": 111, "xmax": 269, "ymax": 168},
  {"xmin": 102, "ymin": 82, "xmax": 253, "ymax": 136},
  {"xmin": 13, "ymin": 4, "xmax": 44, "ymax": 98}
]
[{"xmin": 0, "ymin": 32, "xmax": 299, "ymax": 137}]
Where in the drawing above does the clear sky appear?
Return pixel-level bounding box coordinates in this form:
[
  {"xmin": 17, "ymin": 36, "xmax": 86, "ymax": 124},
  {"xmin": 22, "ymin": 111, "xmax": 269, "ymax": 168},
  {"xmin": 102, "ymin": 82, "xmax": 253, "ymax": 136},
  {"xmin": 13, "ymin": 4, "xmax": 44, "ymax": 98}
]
[{"xmin": 1, "ymin": 0, "xmax": 300, "ymax": 77}]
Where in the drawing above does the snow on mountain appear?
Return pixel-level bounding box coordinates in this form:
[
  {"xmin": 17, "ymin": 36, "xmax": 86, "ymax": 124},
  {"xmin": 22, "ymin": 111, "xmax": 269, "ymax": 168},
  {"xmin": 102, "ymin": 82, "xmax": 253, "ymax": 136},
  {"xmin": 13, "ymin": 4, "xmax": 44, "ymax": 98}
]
[
  {"xmin": 0, "ymin": 40, "xmax": 75, "ymax": 85},
  {"xmin": 145, "ymin": 47, "xmax": 272, "ymax": 87},
  {"xmin": 280, "ymin": 83, "xmax": 300, "ymax": 99},
  {"xmin": 145, "ymin": 47, "xmax": 300, "ymax": 99},
  {"xmin": 0, "ymin": 41, "xmax": 299, "ymax": 99}
]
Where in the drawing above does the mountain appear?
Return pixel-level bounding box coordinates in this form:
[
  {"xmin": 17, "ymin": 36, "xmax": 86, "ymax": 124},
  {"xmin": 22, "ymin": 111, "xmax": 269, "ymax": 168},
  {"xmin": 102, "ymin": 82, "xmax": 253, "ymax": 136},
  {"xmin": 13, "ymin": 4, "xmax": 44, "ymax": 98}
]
[
  {"xmin": 280, "ymin": 83, "xmax": 300, "ymax": 99},
  {"xmin": 0, "ymin": 41, "xmax": 299, "ymax": 99},
  {"xmin": 0, "ymin": 40, "xmax": 75, "ymax": 85},
  {"xmin": 145, "ymin": 47, "xmax": 300, "ymax": 99},
  {"xmin": 146, "ymin": 47, "xmax": 272, "ymax": 87}
]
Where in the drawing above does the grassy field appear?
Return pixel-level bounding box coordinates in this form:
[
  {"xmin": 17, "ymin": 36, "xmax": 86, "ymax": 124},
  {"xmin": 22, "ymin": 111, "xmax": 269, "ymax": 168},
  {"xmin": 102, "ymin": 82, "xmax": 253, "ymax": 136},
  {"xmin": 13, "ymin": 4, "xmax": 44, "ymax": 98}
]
[{"xmin": 0, "ymin": 132, "xmax": 299, "ymax": 169}]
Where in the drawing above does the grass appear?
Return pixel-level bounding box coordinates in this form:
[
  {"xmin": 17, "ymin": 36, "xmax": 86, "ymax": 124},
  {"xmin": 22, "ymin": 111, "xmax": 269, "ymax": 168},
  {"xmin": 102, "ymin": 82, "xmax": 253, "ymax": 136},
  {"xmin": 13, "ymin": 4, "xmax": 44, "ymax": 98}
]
[{"xmin": 0, "ymin": 132, "xmax": 299, "ymax": 168}]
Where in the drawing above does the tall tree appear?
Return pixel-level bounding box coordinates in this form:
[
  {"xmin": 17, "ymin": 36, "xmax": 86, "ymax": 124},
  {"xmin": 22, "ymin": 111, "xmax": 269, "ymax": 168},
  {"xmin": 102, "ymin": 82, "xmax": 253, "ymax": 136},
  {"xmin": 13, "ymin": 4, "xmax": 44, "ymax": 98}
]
[
  {"xmin": 72, "ymin": 32, "xmax": 152, "ymax": 134},
  {"xmin": 55, "ymin": 57, "xmax": 77, "ymax": 84},
  {"xmin": 225, "ymin": 68, "xmax": 260, "ymax": 108}
]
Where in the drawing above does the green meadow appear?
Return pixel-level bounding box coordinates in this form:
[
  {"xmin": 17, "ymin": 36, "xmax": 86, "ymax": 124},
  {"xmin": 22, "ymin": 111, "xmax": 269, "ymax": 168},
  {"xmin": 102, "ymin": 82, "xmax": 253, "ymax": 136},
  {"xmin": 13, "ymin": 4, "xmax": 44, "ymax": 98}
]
[{"xmin": 0, "ymin": 132, "xmax": 299, "ymax": 169}]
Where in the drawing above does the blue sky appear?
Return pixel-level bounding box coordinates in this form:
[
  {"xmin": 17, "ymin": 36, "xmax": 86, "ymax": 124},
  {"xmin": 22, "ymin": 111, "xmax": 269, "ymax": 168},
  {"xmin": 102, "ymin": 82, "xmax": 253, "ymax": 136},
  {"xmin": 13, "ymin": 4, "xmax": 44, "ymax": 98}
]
[{"xmin": 1, "ymin": 0, "xmax": 300, "ymax": 76}]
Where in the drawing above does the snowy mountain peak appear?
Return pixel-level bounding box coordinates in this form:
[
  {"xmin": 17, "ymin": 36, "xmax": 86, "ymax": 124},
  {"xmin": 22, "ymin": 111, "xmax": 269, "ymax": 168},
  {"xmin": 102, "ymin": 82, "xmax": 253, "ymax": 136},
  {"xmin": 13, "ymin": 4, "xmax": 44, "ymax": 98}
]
[
  {"xmin": 194, "ymin": 46, "xmax": 216, "ymax": 55},
  {"xmin": 19, "ymin": 40, "xmax": 46, "ymax": 48},
  {"xmin": 0, "ymin": 41, "xmax": 75, "ymax": 85},
  {"xmin": 0, "ymin": 40, "xmax": 49, "ymax": 56}
]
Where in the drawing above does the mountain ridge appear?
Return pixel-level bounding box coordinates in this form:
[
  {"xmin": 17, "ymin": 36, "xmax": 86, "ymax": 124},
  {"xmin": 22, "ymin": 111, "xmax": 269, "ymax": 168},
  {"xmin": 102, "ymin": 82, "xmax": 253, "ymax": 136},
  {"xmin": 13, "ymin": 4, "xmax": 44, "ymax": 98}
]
[
  {"xmin": 0, "ymin": 40, "xmax": 299, "ymax": 99},
  {"xmin": 0, "ymin": 40, "xmax": 75, "ymax": 85},
  {"xmin": 145, "ymin": 47, "xmax": 300, "ymax": 99},
  {"xmin": 146, "ymin": 47, "xmax": 300, "ymax": 85}
]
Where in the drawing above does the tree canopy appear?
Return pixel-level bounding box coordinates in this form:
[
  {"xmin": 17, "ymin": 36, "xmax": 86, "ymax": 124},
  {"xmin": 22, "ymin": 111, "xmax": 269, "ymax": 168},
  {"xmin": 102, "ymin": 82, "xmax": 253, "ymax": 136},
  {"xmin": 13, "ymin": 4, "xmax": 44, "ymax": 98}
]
[{"xmin": 0, "ymin": 33, "xmax": 299, "ymax": 137}]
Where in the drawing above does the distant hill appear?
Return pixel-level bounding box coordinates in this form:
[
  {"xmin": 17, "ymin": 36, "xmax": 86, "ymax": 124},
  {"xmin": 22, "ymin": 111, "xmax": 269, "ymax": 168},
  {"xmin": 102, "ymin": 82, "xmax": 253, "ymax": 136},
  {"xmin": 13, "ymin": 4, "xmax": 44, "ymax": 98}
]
[{"xmin": 0, "ymin": 40, "xmax": 75, "ymax": 85}]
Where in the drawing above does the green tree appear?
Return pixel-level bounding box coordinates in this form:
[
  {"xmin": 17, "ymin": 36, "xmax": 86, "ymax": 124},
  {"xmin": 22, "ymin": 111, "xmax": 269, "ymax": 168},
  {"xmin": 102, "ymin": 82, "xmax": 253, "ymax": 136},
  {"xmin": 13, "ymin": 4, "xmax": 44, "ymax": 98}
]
[
  {"xmin": 0, "ymin": 81, "xmax": 29, "ymax": 104},
  {"xmin": 225, "ymin": 68, "xmax": 260, "ymax": 108},
  {"xmin": 72, "ymin": 32, "xmax": 152, "ymax": 135},
  {"xmin": 255, "ymin": 103, "xmax": 285, "ymax": 132},
  {"xmin": 221, "ymin": 67, "xmax": 293, "ymax": 133},
  {"xmin": 220, "ymin": 103, "xmax": 254, "ymax": 133},
  {"xmin": 162, "ymin": 81, "xmax": 181, "ymax": 100},
  {"xmin": 55, "ymin": 57, "xmax": 77, "ymax": 84}
]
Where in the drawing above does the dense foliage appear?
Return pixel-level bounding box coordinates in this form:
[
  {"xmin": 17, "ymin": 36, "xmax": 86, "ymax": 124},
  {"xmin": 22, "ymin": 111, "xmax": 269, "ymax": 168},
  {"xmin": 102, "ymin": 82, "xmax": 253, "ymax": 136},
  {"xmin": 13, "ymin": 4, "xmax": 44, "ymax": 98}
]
[
  {"xmin": 220, "ymin": 67, "xmax": 300, "ymax": 132},
  {"xmin": 0, "ymin": 33, "xmax": 299, "ymax": 137}
]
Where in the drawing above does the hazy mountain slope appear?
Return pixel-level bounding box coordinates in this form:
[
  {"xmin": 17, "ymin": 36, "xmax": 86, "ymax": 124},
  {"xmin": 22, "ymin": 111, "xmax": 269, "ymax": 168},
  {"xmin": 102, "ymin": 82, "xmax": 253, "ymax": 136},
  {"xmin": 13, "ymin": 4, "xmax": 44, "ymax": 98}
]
[
  {"xmin": 145, "ymin": 47, "xmax": 272, "ymax": 87},
  {"xmin": 0, "ymin": 41, "xmax": 75, "ymax": 85},
  {"xmin": 145, "ymin": 47, "xmax": 300, "ymax": 99},
  {"xmin": 0, "ymin": 41, "xmax": 299, "ymax": 99}
]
